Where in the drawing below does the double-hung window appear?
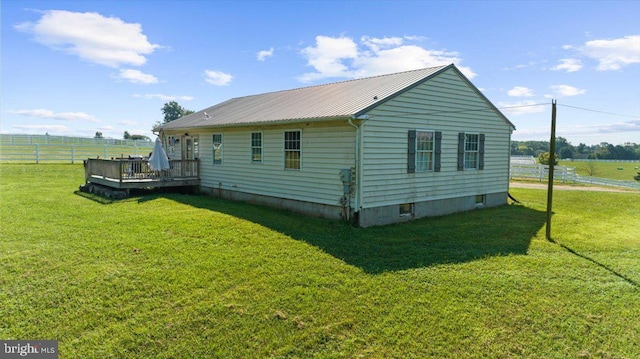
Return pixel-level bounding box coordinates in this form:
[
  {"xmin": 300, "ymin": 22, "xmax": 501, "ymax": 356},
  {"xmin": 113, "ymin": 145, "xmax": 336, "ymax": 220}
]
[
  {"xmin": 416, "ymin": 131, "xmax": 435, "ymax": 172},
  {"xmin": 408, "ymin": 130, "xmax": 441, "ymax": 173},
  {"xmin": 212, "ymin": 133, "xmax": 223, "ymax": 165},
  {"xmin": 464, "ymin": 133, "xmax": 479, "ymax": 169},
  {"xmin": 251, "ymin": 132, "xmax": 263, "ymax": 163},
  {"xmin": 284, "ymin": 130, "xmax": 301, "ymax": 170},
  {"xmin": 457, "ymin": 132, "xmax": 485, "ymax": 171}
]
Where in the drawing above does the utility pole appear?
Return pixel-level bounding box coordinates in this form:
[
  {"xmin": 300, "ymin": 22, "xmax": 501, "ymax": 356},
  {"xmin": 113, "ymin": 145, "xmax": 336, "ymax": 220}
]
[{"xmin": 546, "ymin": 100, "xmax": 557, "ymax": 240}]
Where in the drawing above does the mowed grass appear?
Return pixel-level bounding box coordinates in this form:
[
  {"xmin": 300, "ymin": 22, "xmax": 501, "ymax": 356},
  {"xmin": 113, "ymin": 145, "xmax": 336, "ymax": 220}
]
[
  {"xmin": 1, "ymin": 164, "xmax": 638, "ymax": 358},
  {"xmin": 560, "ymin": 160, "xmax": 640, "ymax": 181}
]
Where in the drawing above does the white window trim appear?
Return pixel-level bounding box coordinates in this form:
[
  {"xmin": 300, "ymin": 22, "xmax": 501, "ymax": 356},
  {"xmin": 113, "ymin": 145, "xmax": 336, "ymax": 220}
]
[
  {"xmin": 464, "ymin": 132, "xmax": 480, "ymax": 170},
  {"xmin": 213, "ymin": 133, "xmax": 223, "ymax": 166},
  {"xmin": 251, "ymin": 131, "xmax": 263, "ymax": 163},
  {"xmin": 415, "ymin": 129, "xmax": 435, "ymax": 173},
  {"xmin": 283, "ymin": 129, "xmax": 302, "ymax": 170}
]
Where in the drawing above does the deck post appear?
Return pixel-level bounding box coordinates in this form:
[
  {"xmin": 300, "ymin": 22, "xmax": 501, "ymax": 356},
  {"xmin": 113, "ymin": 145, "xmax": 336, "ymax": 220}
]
[{"xmin": 119, "ymin": 161, "xmax": 123, "ymax": 185}]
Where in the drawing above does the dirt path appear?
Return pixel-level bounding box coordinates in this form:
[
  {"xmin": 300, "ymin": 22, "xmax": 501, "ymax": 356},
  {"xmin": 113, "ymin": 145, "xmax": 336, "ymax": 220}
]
[{"xmin": 510, "ymin": 182, "xmax": 636, "ymax": 193}]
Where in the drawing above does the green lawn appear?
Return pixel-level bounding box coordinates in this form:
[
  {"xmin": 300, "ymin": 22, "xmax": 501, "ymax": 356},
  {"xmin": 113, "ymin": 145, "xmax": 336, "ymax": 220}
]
[
  {"xmin": 560, "ymin": 160, "xmax": 640, "ymax": 181},
  {"xmin": 1, "ymin": 164, "xmax": 639, "ymax": 358}
]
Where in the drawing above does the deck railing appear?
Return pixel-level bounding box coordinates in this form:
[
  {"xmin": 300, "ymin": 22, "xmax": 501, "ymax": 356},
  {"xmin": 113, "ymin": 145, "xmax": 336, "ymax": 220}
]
[{"xmin": 84, "ymin": 158, "xmax": 199, "ymax": 184}]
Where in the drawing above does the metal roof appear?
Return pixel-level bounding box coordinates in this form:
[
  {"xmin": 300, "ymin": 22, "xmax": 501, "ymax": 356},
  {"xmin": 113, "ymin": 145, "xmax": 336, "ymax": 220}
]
[{"xmin": 161, "ymin": 64, "xmax": 512, "ymax": 130}]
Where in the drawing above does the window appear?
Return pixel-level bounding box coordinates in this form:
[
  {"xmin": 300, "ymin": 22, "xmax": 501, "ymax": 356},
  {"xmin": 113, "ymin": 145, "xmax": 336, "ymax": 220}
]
[
  {"xmin": 193, "ymin": 136, "xmax": 199, "ymax": 159},
  {"xmin": 464, "ymin": 133, "xmax": 479, "ymax": 169},
  {"xmin": 408, "ymin": 130, "xmax": 441, "ymax": 173},
  {"xmin": 251, "ymin": 132, "xmax": 263, "ymax": 163},
  {"xmin": 416, "ymin": 131, "xmax": 435, "ymax": 172},
  {"xmin": 212, "ymin": 133, "xmax": 223, "ymax": 165},
  {"xmin": 458, "ymin": 133, "xmax": 485, "ymax": 171},
  {"xmin": 284, "ymin": 130, "xmax": 301, "ymax": 170},
  {"xmin": 399, "ymin": 203, "xmax": 414, "ymax": 217}
]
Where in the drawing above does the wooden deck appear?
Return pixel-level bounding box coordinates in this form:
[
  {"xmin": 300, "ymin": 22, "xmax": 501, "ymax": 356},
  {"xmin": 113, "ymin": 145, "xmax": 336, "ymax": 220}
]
[{"xmin": 84, "ymin": 158, "xmax": 200, "ymax": 190}]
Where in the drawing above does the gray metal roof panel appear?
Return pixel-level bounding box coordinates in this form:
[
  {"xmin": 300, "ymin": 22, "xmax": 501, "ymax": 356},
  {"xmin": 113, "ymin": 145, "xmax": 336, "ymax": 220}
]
[{"xmin": 161, "ymin": 65, "xmax": 450, "ymax": 130}]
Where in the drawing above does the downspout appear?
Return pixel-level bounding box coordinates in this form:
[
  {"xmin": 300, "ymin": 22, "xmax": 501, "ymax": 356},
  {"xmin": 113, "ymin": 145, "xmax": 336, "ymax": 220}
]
[{"xmin": 348, "ymin": 115, "xmax": 370, "ymax": 220}]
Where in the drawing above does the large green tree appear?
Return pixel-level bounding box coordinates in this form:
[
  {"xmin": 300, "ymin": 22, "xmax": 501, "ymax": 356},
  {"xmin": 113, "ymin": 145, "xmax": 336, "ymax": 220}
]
[
  {"xmin": 153, "ymin": 101, "xmax": 194, "ymax": 131},
  {"xmin": 162, "ymin": 101, "xmax": 194, "ymax": 123}
]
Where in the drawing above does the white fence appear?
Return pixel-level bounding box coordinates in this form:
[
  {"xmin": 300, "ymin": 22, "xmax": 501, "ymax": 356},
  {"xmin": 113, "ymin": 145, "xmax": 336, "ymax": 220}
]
[
  {"xmin": 573, "ymin": 175, "xmax": 640, "ymax": 189},
  {"xmin": 510, "ymin": 164, "xmax": 640, "ymax": 190},
  {"xmin": 510, "ymin": 164, "xmax": 576, "ymax": 183},
  {"xmin": 510, "ymin": 155, "xmax": 537, "ymax": 165},
  {"xmin": 0, "ymin": 133, "xmax": 152, "ymax": 147},
  {"xmin": 0, "ymin": 143, "xmax": 153, "ymax": 164},
  {"xmin": 569, "ymin": 159, "xmax": 640, "ymax": 163}
]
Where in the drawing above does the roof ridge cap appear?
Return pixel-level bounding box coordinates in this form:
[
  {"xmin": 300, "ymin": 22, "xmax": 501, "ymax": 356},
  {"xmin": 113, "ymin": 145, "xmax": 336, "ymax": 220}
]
[{"xmin": 229, "ymin": 64, "xmax": 451, "ymax": 100}]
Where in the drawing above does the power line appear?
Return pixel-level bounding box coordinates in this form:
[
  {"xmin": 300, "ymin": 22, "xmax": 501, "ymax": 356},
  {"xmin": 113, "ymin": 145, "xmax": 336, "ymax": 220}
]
[
  {"xmin": 557, "ymin": 104, "xmax": 640, "ymax": 119},
  {"xmin": 366, "ymin": 101, "xmax": 639, "ymax": 120},
  {"xmin": 372, "ymin": 102, "xmax": 549, "ymax": 119}
]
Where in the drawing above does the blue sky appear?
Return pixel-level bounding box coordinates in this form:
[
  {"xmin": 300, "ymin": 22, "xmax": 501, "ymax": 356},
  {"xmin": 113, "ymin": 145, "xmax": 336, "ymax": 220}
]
[{"xmin": 2, "ymin": 0, "xmax": 639, "ymax": 145}]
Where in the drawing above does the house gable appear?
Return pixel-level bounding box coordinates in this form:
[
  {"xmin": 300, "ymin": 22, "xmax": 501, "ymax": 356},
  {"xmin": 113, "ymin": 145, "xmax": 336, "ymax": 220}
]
[{"xmin": 357, "ymin": 67, "xmax": 513, "ymax": 223}]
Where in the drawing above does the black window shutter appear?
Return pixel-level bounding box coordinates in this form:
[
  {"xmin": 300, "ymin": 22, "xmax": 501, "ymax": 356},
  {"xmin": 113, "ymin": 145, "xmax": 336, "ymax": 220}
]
[
  {"xmin": 479, "ymin": 134, "xmax": 485, "ymax": 170},
  {"xmin": 434, "ymin": 131, "xmax": 442, "ymax": 172},
  {"xmin": 457, "ymin": 132, "xmax": 465, "ymax": 171},
  {"xmin": 407, "ymin": 130, "xmax": 416, "ymax": 173}
]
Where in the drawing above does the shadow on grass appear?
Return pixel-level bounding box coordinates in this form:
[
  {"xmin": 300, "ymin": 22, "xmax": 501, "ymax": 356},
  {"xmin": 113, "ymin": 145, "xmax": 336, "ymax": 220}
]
[
  {"xmin": 548, "ymin": 238, "xmax": 639, "ymax": 287},
  {"xmin": 74, "ymin": 186, "xmax": 197, "ymax": 204},
  {"xmin": 164, "ymin": 194, "xmax": 546, "ymax": 274}
]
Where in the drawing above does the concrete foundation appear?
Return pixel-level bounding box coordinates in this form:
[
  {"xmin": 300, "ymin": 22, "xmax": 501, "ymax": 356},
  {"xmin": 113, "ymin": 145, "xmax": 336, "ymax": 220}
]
[
  {"xmin": 200, "ymin": 186, "xmax": 507, "ymax": 227},
  {"xmin": 200, "ymin": 186, "xmax": 346, "ymax": 221},
  {"xmin": 357, "ymin": 192, "xmax": 508, "ymax": 227}
]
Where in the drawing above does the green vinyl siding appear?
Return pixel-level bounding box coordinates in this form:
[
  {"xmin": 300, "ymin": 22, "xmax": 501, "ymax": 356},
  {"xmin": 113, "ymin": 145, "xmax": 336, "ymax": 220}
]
[
  {"xmin": 359, "ymin": 68, "xmax": 511, "ymax": 209},
  {"xmin": 187, "ymin": 124, "xmax": 355, "ymax": 206}
]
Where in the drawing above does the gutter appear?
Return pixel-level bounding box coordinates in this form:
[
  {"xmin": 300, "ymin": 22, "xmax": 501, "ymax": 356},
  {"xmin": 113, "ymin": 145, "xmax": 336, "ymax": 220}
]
[{"xmin": 348, "ymin": 115, "xmax": 371, "ymax": 216}]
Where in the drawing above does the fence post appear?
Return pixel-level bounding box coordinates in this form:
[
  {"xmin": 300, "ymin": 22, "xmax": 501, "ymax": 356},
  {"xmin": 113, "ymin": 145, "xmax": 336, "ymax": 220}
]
[
  {"xmin": 71, "ymin": 144, "xmax": 75, "ymax": 164},
  {"xmin": 35, "ymin": 144, "xmax": 39, "ymax": 164},
  {"xmin": 104, "ymin": 145, "xmax": 107, "ymax": 158}
]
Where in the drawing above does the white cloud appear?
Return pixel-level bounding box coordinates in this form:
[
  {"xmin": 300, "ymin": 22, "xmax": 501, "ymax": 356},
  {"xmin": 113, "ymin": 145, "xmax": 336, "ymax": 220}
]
[
  {"xmin": 115, "ymin": 69, "xmax": 158, "ymax": 84},
  {"xmin": 507, "ymin": 86, "xmax": 534, "ymax": 97},
  {"xmin": 9, "ymin": 109, "xmax": 99, "ymax": 122},
  {"xmin": 15, "ymin": 10, "xmax": 160, "ymax": 68},
  {"xmin": 595, "ymin": 119, "xmax": 640, "ymax": 133},
  {"xmin": 551, "ymin": 58, "xmax": 583, "ymax": 72},
  {"xmin": 497, "ymin": 101, "xmax": 548, "ymax": 116},
  {"xmin": 578, "ymin": 35, "xmax": 640, "ymax": 71},
  {"xmin": 204, "ymin": 70, "xmax": 233, "ymax": 86},
  {"xmin": 11, "ymin": 124, "xmax": 71, "ymax": 134},
  {"xmin": 503, "ymin": 62, "xmax": 537, "ymax": 70},
  {"xmin": 361, "ymin": 36, "xmax": 404, "ymax": 52},
  {"xmin": 403, "ymin": 35, "xmax": 427, "ymax": 42},
  {"xmin": 257, "ymin": 47, "xmax": 274, "ymax": 61},
  {"xmin": 299, "ymin": 36, "xmax": 358, "ymax": 81},
  {"xmin": 118, "ymin": 120, "xmax": 138, "ymax": 126},
  {"xmin": 549, "ymin": 85, "xmax": 587, "ymax": 97},
  {"xmin": 298, "ymin": 35, "xmax": 475, "ymax": 82},
  {"xmin": 133, "ymin": 94, "xmax": 194, "ymax": 101}
]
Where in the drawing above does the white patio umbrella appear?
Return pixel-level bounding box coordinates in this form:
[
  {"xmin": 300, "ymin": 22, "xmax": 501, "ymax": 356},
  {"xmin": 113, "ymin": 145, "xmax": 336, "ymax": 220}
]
[{"xmin": 148, "ymin": 137, "xmax": 170, "ymax": 171}]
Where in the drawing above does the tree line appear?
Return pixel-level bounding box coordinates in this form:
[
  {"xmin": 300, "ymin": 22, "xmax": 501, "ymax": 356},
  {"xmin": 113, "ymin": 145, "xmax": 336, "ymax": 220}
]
[{"xmin": 512, "ymin": 137, "xmax": 640, "ymax": 160}]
